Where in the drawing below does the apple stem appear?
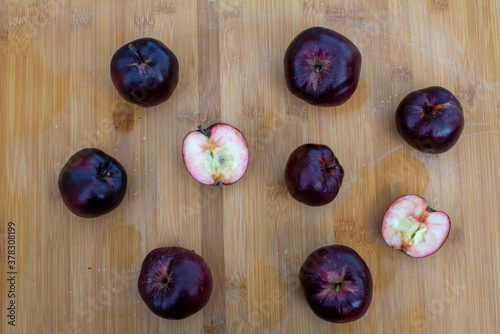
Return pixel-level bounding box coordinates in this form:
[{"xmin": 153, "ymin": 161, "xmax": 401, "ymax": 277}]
[
  {"xmin": 198, "ymin": 125, "xmax": 208, "ymax": 137},
  {"xmin": 314, "ymin": 64, "xmax": 322, "ymax": 73},
  {"xmin": 334, "ymin": 283, "xmax": 342, "ymax": 292},
  {"xmin": 151, "ymin": 275, "xmax": 172, "ymax": 285},
  {"xmin": 128, "ymin": 44, "xmax": 144, "ymax": 64}
]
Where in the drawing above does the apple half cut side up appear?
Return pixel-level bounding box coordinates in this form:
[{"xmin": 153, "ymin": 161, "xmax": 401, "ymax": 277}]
[
  {"xmin": 382, "ymin": 195, "xmax": 451, "ymax": 258},
  {"xmin": 182, "ymin": 124, "xmax": 249, "ymax": 186}
]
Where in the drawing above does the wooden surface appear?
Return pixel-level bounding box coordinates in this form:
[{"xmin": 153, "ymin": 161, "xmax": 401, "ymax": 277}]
[{"xmin": 1, "ymin": 0, "xmax": 500, "ymax": 333}]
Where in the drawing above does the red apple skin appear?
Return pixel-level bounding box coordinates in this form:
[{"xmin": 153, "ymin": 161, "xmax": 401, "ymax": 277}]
[
  {"xmin": 395, "ymin": 86, "xmax": 464, "ymax": 153},
  {"xmin": 138, "ymin": 247, "xmax": 213, "ymax": 320},
  {"xmin": 110, "ymin": 38, "xmax": 179, "ymax": 108},
  {"xmin": 300, "ymin": 245, "xmax": 373, "ymax": 323},
  {"xmin": 284, "ymin": 144, "xmax": 344, "ymax": 206},
  {"xmin": 284, "ymin": 26, "xmax": 362, "ymax": 107},
  {"xmin": 58, "ymin": 148, "xmax": 127, "ymax": 218}
]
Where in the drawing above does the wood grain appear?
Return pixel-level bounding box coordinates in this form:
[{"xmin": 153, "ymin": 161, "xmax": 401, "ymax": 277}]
[{"xmin": 1, "ymin": 0, "xmax": 500, "ymax": 333}]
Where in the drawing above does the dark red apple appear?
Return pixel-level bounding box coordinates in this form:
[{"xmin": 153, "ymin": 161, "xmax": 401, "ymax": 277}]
[
  {"xmin": 110, "ymin": 37, "xmax": 179, "ymax": 108},
  {"xmin": 182, "ymin": 123, "xmax": 249, "ymax": 186},
  {"xmin": 382, "ymin": 195, "xmax": 451, "ymax": 258},
  {"xmin": 395, "ymin": 86, "xmax": 465, "ymax": 153},
  {"xmin": 283, "ymin": 26, "xmax": 362, "ymax": 107},
  {"xmin": 58, "ymin": 148, "xmax": 127, "ymax": 218},
  {"xmin": 300, "ymin": 245, "xmax": 373, "ymax": 323},
  {"xmin": 284, "ymin": 144, "xmax": 344, "ymax": 206},
  {"xmin": 138, "ymin": 247, "xmax": 213, "ymax": 320}
]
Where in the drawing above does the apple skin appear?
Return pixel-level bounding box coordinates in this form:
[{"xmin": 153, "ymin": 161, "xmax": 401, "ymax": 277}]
[
  {"xmin": 300, "ymin": 245, "xmax": 373, "ymax": 323},
  {"xmin": 284, "ymin": 26, "xmax": 362, "ymax": 107},
  {"xmin": 284, "ymin": 144, "xmax": 344, "ymax": 206},
  {"xmin": 58, "ymin": 148, "xmax": 127, "ymax": 218},
  {"xmin": 138, "ymin": 247, "xmax": 213, "ymax": 320},
  {"xmin": 395, "ymin": 86, "xmax": 465, "ymax": 153},
  {"xmin": 110, "ymin": 37, "xmax": 179, "ymax": 108}
]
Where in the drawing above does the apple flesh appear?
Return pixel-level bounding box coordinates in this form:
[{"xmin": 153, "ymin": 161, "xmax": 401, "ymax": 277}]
[
  {"xmin": 138, "ymin": 247, "xmax": 213, "ymax": 320},
  {"xmin": 284, "ymin": 144, "xmax": 344, "ymax": 206},
  {"xmin": 284, "ymin": 26, "xmax": 362, "ymax": 107},
  {"xmin": 395, "ymin": 86, "xmax": 465, "ymax": 153},
  {"xmin": 382, "ymin": 195, "xmax": 451, "ymax": 258},
  {"xmin": 182, "ymin": 123, "xmax": 249, "ymax": 186},
  {"xmin": 58, "ymin": 148, "xmax": 128, "ymax": 218},
  {"xmin": 110, "ymin": 37, "xmax": 179, "ymax": 108},
  {"xmin": 300, "ymin": 245, "xmax": 373, "ymax": 323}
]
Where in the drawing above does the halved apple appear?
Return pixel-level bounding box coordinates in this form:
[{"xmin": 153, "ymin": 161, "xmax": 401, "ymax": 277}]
[
  {"xmin": 182, "ymin": 123, "xmax": 249, "ymax": 186},
  {"xmin": 382, "ymin": 195, "xmax": 451, "ymax": 258}
]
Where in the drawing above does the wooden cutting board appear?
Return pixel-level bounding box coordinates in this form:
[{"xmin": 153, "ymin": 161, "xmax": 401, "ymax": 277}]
[{"xmin": 1, "ymin": 0, "xmax": 499, "ymax": 333}]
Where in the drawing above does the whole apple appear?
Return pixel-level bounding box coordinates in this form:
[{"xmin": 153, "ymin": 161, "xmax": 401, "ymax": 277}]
[
  {"xmin": 284, "ymin": 26, "xmax": 362, "ymax": 107},
  {"xmin": 138, "ymin": 247, "xmax": 213, "ymax": 320},
  {"xmin": 182, "ymin": 123, "xmax": 249, "ymax": 186},
  {"xmin": 300, "ymin": 245, "xmax": 373, "ymax": 323},
  {"xmin": 58, "ymin": 148, "xmax": 127, "ymax": 218},
  {"xmin": 110, "ymin": 37, "xmax": 179, "ymax": 108},
  {"xmin": 395, "ymin": 86, "xmax": 464, "ymax": 153},
  {"xmin": 382, "ymin": 195, "xmax": 451, "ymax": 258},
  {"xmin": 284, "ymin": 144, "xmax": 344, "ymax": 206}
]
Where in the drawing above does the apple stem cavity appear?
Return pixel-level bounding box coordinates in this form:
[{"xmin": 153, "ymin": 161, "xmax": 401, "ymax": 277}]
[
  {"xmin": 128, "ymin": 44, "xmax": 144, "ymax": 64},
  {"xmin": 198, "ymin": 125, "xmax": 209, "ymax": 137},
  {"xmin": 423, "ymin": 102, "xmax": 436, "ymax": 115},
  {"xmin": 152, "ymin": 275, "xmax": 172, "ymax": 287},
  {"xmin": 325, "ymin": 165, "xmax": 338, "ymax": 172}
]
